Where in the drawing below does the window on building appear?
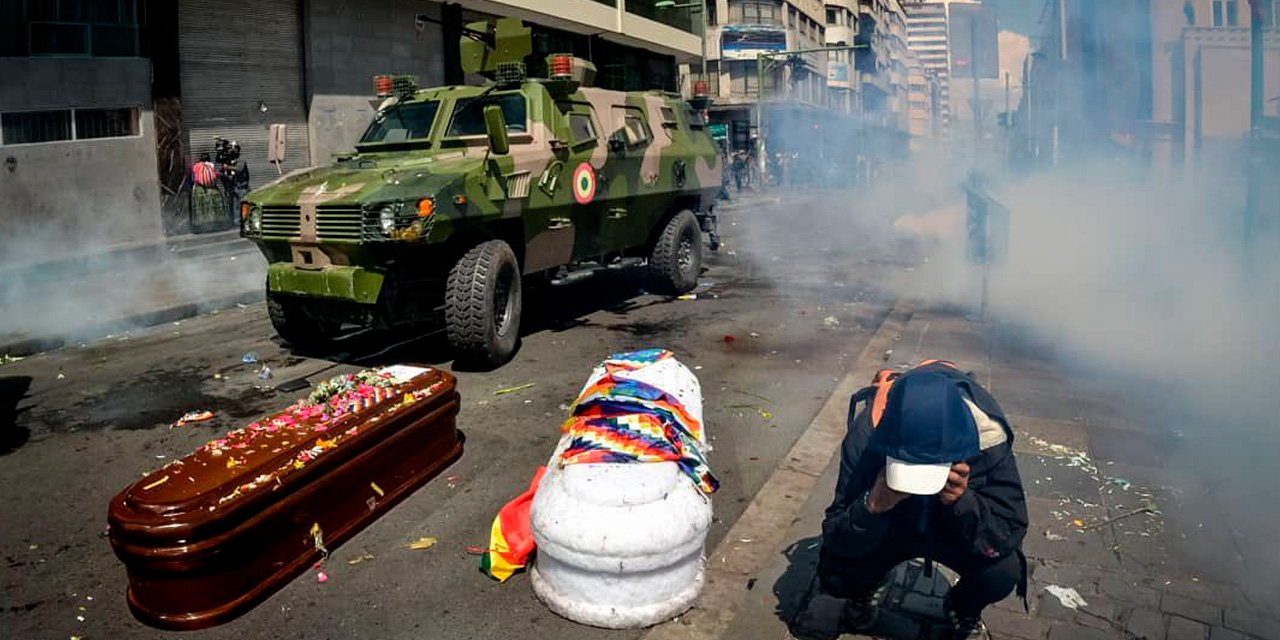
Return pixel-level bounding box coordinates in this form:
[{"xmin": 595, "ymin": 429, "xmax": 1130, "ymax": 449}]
[
  {"xmin": 1213, "ymin": 0, "xmax": 1224, "ymax": 26},
  {"xmin": 826, "ymin": 7, "xmax": 837, "ymax": 25},
  {"xmin": 75, "ymin": 107, "xmax": 139, "ymax": 139},
  {"xmin": 0, "ymin": 106, "xmax": 140, "ymax": 145},
  {"xmin": 706, "ymin": 0, "xmax": 717, "ymax": 25},
  {"xmin": 1226, "ymin": 0, "xmax": 1239, "ymax": 25},
  {"xmin": 731, "ymin": 0, "xmax": 781, "ymax": 25},
  {"xmin": 800, "ymin": 15, "xmax": 809, "ymax": 35},
  {"xmin": 789, "ymin": 5, "xmax": 797, "ymax": 26},
  {"xmin": 11, "ymin": 0, "xmax": 147, "ymax": 57}
]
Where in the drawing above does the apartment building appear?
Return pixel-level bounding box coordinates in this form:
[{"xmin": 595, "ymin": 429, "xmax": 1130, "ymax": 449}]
[{"xmin": 903, "ymin": 0, "xmax": 952, "ymax": 138}]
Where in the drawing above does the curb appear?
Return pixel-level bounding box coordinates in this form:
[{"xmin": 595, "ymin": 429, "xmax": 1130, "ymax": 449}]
[
  {"xmin": 643, "ymin": 300, "xmax": 915, "ymax": 640},
  {"xmin": 0, "ymin": 288, "xmax": 265, "ymax": 357}
]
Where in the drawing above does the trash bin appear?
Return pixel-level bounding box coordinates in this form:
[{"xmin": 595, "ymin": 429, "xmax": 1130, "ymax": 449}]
[{"xmin": 530, "ymin": 350, "xmax": 715, "ymax": 629}]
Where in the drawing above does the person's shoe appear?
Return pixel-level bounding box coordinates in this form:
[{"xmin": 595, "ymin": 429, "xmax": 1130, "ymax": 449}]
[
  {"xmin": 943, "ymin": 596, "xmax": 990, "ymax": 640},
  {"xmin": 841, "ymin": 591, "xmax": 880, "ymax": 632},
  {"xmin": 791, "ymin": 593, "xmax": 846, "ymax": 640}
]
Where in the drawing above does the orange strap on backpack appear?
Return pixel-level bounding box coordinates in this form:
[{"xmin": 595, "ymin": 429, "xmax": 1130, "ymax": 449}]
[{"xmin": 868, "ymin": 359, "xmax": 957, "ymax": 429}]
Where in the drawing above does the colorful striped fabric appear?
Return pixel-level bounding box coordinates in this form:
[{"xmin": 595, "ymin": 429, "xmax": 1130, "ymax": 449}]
[
  {"xmin": 558, "ymin": 350, "xmax": 718, "ymax": 494},
  {"xmin": 192, "ymin": 161, "xmax": 218, "ymax": 188}
]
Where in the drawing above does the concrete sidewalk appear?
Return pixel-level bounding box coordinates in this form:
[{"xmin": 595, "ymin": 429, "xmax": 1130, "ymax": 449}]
[{"xmin": 648, "ymin": 307, "xmax": 1280, "ymax": 640}]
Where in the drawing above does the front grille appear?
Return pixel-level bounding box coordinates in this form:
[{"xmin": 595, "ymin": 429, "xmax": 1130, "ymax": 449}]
[
  {"xmin": 261, "ymin": 206, "xmax": 301, "ymax": 238},
  {"xmin": 316, "ymin": 206, "xmax": 365, "ymax": 241}
]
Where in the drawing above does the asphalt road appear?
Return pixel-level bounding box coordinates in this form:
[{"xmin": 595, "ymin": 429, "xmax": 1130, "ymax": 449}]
[{"xmin": 0, "ymin": 192, "xmax": 921, "ymax": 640}]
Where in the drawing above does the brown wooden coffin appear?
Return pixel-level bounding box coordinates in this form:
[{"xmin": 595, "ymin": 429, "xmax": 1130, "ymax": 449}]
[{"xmin": 108, "ymin": 365, "xmax": 463, "ymax": 630}]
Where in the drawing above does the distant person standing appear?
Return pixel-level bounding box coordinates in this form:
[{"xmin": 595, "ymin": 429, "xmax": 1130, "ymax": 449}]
[
  {"xmin": 216, "ymin": 139, "xmax": 249, "ymax": 229},
  {"xmin": 190, "ymin": 153, "xmax": 224, "ymax": 233},
  {"xmin": 731, "ymin": 151, "xmax": 747, "ymax": 192}
]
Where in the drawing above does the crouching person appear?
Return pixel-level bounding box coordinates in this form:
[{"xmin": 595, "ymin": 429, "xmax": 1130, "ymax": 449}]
[{"xmin": 795, "ymin": 362, "xmax": 1028, "ymax": 640}]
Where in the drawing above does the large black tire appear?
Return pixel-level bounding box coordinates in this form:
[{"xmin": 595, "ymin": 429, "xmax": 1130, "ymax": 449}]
[
  {"xmin": 649, "ymin": 209, "xmax": 702, "ymax": 295},
  {"xmin": 267, "ymin": 292, "xmax": 340, "ymax": 348},
  {"xmin": 445, "ymin": 240, "xmax": 523, "ymax": 367}
]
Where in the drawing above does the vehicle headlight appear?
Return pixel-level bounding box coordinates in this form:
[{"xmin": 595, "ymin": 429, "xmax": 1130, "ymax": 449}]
[
  {"xmin": 379, "ymin": 205, "xmax": 397, "ymax": 234},
  {"xmin": 250, "ymin": 206, "xmax": 262, "ymax": 233}
]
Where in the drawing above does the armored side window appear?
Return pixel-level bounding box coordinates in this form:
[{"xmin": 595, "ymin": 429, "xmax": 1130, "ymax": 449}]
[
  {"xmin": 568, "ymin": 112, "xmax": 596, "ymax": 144},
  {"xmin": 360, "ymin": 101, "xmax": 441, "ymax": 144},
  {"xmin": 446, "ymin": 94, "xmax": 528, "ymax": 138},
  {"xmin": 685, "ymin": 106, "xmax": 706, "ymax": 130},
  {"xmin": 660, "ymin": 106, "xmax": 678, "ymax": 129},
  {"xmin": 610, "ymin": 106, "xmax": 651, "ymax": 147}
]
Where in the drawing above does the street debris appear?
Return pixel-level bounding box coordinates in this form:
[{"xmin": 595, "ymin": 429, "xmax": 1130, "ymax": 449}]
[
  {"xmin": 257, "ymin": 364, "xmax": 273, "ymax": 380},
  {"xmin": 883, "ymin": 349, "xmax": 893, "ymax": 362},
  {"xmin": 446, "ymin": 475, "xmax": 461, "ymax": 489},
  {"xmin": 346, "ymin": 553, "xmax": 375, "ymax": 565},
  {"xmin": 57, "ymin": 371, "xmax": 66, "ymax": 380},
  {"xmin": 464, "ymin": 545, "xmax": 488, "ymax": 555},
  {"xmin": 408, "ymin": 537, "xmax": 438, "ymax": 550},
  {"xmin": 171, "ymin": 410, "xmax": 214, "ymax": 428},
  {"xmin": 0, "ymin": 354, "xmax": 23, "ymax": 365},
  {"xmin": 494, "ymin": 382, "xmax": 536, "ymax": 396},
  {"xmin": 242, "ymin": 352, "xmax": 258, "ymax": 364},
  {"xmin": 1044, "ymin": 531, "xmax": 1068, "ymax": 541},
  {"xmin": 370, "ymin": 482, "xmax": 385, "ymax": 497},
  {"xmin": 1044, "ymin": 585, "xmax": 1088, "ymax": 610},
  {"xmin": 316, "ymin": 571, "xmax": 328, "ymax": 583},
  {"xmin": 822, "ymin": 315, "xmax": 840, "ymax": 327},
  {"xmin": 677, "ymin": 294, "xmax": 698, "ymax": 300},
  {"xmin": 723, "ymin": 335, "xmax": 736, "ymax": 343},
  {"xmin": 757, "ymin": 408, "xmax": 773, "ymax": 420},
  {"xmin": 1081, "ymin": 503, "xmax": 1159, "ymax": 531}
]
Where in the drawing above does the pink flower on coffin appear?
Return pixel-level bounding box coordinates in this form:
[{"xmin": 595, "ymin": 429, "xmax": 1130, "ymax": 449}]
[
  {"xmin": 314, "ymin": 425, "xmax": 328, "ymax": 432},
  {"xmin": 265, "ymin": 424, "xmax": 279, "ymax": 433}
]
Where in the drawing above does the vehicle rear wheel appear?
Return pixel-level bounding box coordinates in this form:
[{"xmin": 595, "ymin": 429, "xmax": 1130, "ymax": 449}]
[
  {"xmin": 267, "ymin": 292, "xmax": 341, "ymax": 348},
  {"xmin": 648, "ymin": 209, "xmax": 702, "ymax": 295},
  {"xmin": 445, "ymin": 240, "xmax": 522, "ymax": 367}
]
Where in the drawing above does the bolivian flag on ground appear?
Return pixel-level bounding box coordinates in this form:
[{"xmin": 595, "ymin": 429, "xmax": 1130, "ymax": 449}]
[{"xmin": 480, "ymin": 466, "xmax": 546, "ymax": 582}]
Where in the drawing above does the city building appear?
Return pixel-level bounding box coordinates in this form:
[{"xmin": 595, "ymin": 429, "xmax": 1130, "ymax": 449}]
[
  {"xmin": 0, "ymin": 0, "xmax": 704, "ymax": 264},
  {"xmin": 1019, "ymin": 0, "xmax": 1280, "ymax": 173},
  {"xmin": 907, "ymin": 57, "xmax": 943, "ymax": 146},
  {"xmin": 825, "ymin": 0, "xmax": 861, "ymax": 114},
  {"xmin": 903, "ymin": 0, "xmax": 953, "ymax": 138}
]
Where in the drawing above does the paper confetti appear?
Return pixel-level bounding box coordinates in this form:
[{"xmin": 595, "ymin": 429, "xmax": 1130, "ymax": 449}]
[
  {"xmin": 142, "ymin": 475, "xmax": 170, "ymax": 491},
  {"xmin": 370, "ymin": 482, "xmax": 385, "ymax": 497}
]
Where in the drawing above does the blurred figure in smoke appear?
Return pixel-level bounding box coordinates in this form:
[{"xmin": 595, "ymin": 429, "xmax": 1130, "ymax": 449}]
[
  {"xmin": 731, "ymin": 151, "xmax": 747, "ymax": 192},
  {"xmin": 794, "ymin": 362, "xmax": 1028, "ymax": 640},
  {"xmin": 215, "ymin": 139, "xmax": 249, "ymax": 229}
]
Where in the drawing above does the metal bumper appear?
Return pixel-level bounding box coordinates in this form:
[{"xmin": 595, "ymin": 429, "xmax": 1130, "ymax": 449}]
[{"xmin": 267, "ymin": 263, "xmax": 384, "ymax": 305}]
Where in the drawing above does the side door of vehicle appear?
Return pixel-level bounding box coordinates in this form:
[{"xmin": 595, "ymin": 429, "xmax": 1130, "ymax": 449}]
[
  {"xmin": 553, "ymin": 100, "xmax": 607, "ymax": 261},
  {"xmin": 597, "ymin": 104, "xmax": 656, "ymax": 255}
]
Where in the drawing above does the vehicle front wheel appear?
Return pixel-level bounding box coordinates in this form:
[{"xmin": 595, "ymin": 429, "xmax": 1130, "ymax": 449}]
[
  {"xmin": 445, "ymin": 240, "xmax": 523, "ymax": 367},
  {"xmin": 648, "ymin": 209, "xmax": 702, "ymax": 295},
  {"xmin": 267, "ymin": 292, "xmax": 341, "ymax": 349}
]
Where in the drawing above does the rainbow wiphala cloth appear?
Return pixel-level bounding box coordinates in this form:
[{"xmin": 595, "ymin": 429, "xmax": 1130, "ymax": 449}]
[{"xmin": 558, "ymin": 349, "xmax": 718, "ymax": 494}]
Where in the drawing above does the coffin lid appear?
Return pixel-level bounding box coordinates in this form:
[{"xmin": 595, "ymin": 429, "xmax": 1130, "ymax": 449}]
[{"xmin": 109, "ymin": 365, "xmax": 454, "ymax": 542}]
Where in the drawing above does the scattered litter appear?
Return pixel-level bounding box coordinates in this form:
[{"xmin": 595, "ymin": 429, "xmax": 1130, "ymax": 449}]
[
  {"xmin": 213, "ymin": 373, "xmax": 223, "ymax": 380},
  {"xmin": 1106, "ymin": 477, "xmax": 1132, "ymax": 491},
  {"xmin": 0, "ymin": 354, "xmax": 24, "ymax": 365},
  {"xmin": 236, "ymin": 303, "xmax": 248, "ymax": 309},
  {"xmin": 739, "ymin": 538, "xmax": 753, "ymax": 543},
  {"xmin": 749, "ymin": 332, "xmax": 760, "ymax": 338},
  {"xmin": 408, "ymin": 537, "xmax": 438, "ymax": 550},
  {"xmin": 171, "ymin": 410, "xmax": 214, "ymax": 428},
  {"xmin": 446, "ymin": 475, "xmax": 461, "ymax": 489},
  {"xmin": 57, "ymin": 371, "xmax": 66, "ymax": 380},
  {"xmin": 757, "ymin": 408, "xmax": 773, "ymax": 420},
  {"xmin": 1044, "ymin": 531, "xmax": 1068, "ymax": 541},
  {"xmin": 257, "ymin": 364, "xmax": 273, "ymax": 380},
  {"xmin": 346, "ymin": 553, "xmax": 375, "ymax": 565},
  {"xmin": 464, "ymin": 545, "xmax": 488, "ymax": 555},
  {"xmin": 883, "ymin": 349, "xmax": 893, "ymax": 362},
  {"xmin": 28, "ymin": 544, "xmax": 37, "ymax": 550},
  {"xmin": 494, "ymin": 382, "xmax": 536, "ymax": 396},
  {"xmin": 677, "ymin": 294, "xmax": 698, "ymax": 300},
  {"xmin": 1044, "ymin": 585, "xmax": 1088, "ymax": 610},
  {"xmin": 694, "ymin": 366, "xmax": 703, "ymax": 371},
  {"xmin": 1073, "ymin": 519, "xmax": 1085, "ymax": 528},
  {"xmin": 749, "ymin": 456, "xmax": 760, "ymax": 461},
  {"xmin": 723, "ymin": 335, "xmax": 736, "ymax": 343},
  {"xmin": 747, "ymin": 578, "xmax": 757, "ymax": 590},
  {"xmin": 822, "ymin": 316, "xmax": 840, "ymax": 327},
  {"xmin": 241, "ymin": 352, "xmax": 258, "ymax": 364},
  {"xmin": 316, "ymin": 571, "xmax": 329, "ymax": 583},
  {"xmin": 1080, "ymin": 503, "xmax": 1159, "ymax": 531},
  {"xmin": 370, "ymin": 482, "xmax": 385, "ymax": 497},
  {"xmin": 559, "ymin": 403, "xmax": 572, "ymax": 412},
  {"xmin": 76, "ymin": 615, "xmax": 85, "ymax": 622}
]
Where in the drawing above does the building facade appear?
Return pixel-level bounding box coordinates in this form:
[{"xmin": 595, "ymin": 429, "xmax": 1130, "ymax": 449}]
[
  {"xmin": 903, "ymin": 0, "xmax": 952, "ymax": 138},
  {"xmin": 0, "ymin": 0, "xmax": 703, "ymax": 266}
]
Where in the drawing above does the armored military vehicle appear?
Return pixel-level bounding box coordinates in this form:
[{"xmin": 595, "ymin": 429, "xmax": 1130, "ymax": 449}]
[{"xmin": 240, "ymin": 18, "xmax": 722, "ymax": 366}]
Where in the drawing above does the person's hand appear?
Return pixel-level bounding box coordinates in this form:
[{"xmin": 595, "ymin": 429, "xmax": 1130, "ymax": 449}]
[
  {"xmin": 938, "ymin": 462, "xmax": 970, "ymax": 506},
  {"xmin": 867, "ymin": 468, "xmax": 910, "ymax": 514}
]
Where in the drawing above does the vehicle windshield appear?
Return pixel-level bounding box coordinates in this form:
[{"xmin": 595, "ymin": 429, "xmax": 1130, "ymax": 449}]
[
  {"xmin": 445, "ymin": 94, "xmax": 528, "ymax": 137},
  {"xmin": 359, "ymin": 101, "xmax": 441, "ymax": 144}
]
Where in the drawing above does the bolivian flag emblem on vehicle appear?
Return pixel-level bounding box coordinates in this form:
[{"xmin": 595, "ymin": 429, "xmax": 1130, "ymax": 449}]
[{"xmin": 572, "ymin": 162, "xmax": 596, "ymax": 205}]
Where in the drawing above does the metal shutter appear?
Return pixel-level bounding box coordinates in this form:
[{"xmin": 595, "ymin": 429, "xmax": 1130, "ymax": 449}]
[{"xmin": 178, "ymin": 0, "xmax": 310, "ymax": 187}]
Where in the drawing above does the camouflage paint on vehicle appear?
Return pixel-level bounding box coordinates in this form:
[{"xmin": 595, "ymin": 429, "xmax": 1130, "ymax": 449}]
[{"xmin": 240, "ymin": 17, "xmax": 721, "ymax": 330}]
